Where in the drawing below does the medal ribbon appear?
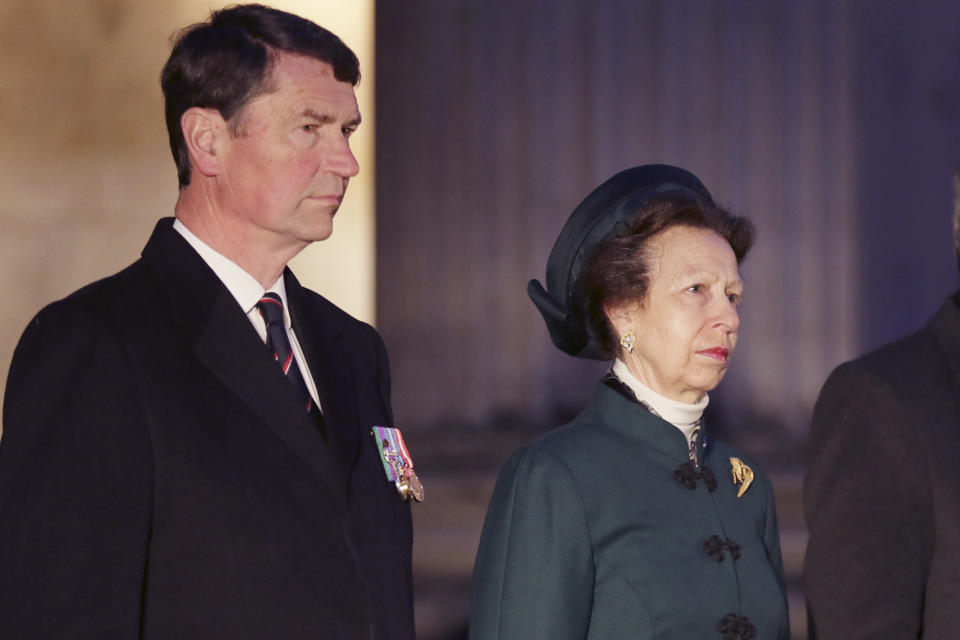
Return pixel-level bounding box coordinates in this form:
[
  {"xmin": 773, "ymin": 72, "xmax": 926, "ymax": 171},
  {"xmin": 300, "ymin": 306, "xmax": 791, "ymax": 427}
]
[{"xmin": 372, "ymin": 426, "xmax": 415, "ymax": 481}]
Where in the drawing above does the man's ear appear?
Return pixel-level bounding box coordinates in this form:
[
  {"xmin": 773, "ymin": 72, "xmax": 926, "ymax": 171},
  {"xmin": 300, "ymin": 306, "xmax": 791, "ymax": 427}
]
[{"xmin": 180, "ymin": 107, "xmax": 227, "ymax": 179}]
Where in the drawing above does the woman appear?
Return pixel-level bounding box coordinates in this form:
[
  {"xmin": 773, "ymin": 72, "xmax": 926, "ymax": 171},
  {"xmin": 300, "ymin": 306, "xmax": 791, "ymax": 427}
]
[{"xmin": 469, "ymin": 165, "xmax": 789, "ymax": 640}]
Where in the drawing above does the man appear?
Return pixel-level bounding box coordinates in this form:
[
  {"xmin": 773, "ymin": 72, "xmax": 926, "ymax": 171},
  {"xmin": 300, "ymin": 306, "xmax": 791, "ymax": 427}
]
[
  {"xmin": 803, "ymin": 172, "xmax": 960, "ymax": 638},
  {"xmin": 0, "ymin": 5, "xmax": 414, "ymax": 638}
]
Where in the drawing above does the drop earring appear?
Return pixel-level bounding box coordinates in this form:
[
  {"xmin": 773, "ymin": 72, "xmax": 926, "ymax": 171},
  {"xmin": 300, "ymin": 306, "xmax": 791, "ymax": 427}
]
[{"xmin": 620, "ymin": 327, "xmax": 635, "ymax": 354}]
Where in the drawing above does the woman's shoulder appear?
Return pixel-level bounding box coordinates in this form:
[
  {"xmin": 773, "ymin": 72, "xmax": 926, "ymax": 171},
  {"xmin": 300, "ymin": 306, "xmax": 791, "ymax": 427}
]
[
  {"xmin": 489, "ymin": 410, "xmax": 611, "ymax": 487},
  {"xmin": 530, "ymin": 405, "xmax": 615, "ymax": 457}
]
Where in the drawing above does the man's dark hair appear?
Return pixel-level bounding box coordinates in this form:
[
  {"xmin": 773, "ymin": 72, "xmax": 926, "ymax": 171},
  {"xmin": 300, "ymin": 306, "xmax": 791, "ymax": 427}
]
[
  {"xmin": 583, "ymin": 195, "xmax": 755, "ymax": 359},
  {"xmin": 160, "ymin": 4, "xmax": 360, "ymax": 187}
]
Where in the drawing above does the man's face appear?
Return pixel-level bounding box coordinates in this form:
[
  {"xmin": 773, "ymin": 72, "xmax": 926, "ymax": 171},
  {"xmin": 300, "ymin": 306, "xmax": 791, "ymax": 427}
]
[{"xmin": 216, "ymin": 52, "xmax": 360, "ymax": 252}]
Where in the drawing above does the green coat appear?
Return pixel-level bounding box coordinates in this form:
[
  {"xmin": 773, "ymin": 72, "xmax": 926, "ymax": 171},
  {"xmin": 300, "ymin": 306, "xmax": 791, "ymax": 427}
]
[{"xmin": 470, "ymin": 382, "xmax": 789, "ymax": 639}]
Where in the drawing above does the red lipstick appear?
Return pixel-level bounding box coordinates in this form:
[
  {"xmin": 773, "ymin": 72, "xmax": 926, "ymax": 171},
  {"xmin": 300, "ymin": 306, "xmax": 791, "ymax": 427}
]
[{"xmin": 697, "ymin": 347, "xmax": 729, "ymax": 361}]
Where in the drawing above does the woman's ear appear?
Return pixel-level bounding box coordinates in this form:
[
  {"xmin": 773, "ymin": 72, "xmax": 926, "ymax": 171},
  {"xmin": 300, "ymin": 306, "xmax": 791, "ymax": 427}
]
[
  {"xmin": 180, "ymin": 107, "xmax": 227, "ymax": 179},
  {"xmin": 604, "ymin": 302, "xmax": 635, "ymax": 341}
]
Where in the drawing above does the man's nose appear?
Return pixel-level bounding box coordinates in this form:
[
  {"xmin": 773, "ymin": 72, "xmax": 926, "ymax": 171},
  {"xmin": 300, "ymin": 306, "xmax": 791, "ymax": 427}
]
[{"xmin": 327, "ymin": 135, "xmax": 360, "ymax": 178}]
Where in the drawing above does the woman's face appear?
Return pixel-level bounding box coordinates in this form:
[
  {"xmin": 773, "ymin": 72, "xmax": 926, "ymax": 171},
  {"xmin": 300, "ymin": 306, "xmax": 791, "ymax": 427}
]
[{"xmin": 611, "ymin": 225, "xmax": 743, "ymax": 404}]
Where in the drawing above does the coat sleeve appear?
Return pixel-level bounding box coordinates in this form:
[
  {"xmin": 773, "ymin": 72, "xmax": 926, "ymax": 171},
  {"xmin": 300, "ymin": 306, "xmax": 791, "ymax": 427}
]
[
  {"xmin": 469, "ymin": 445, "xmax": 594, "ymax": 640},
  {"xmin": 0, "ymin": 301, "xmax": 153, "ymax": 637},
  {"xmin": 759, "ymin": 465, "xmax": 791, "ymax": 640},
  {"xmin": 803, "ymin": 362, "xmax": 932, "ymax": 639}
]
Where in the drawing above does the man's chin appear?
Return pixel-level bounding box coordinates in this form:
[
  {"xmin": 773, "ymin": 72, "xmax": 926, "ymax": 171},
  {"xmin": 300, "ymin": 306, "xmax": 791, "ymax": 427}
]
[
  {"xmin": 296, "ymin": 214, "xmax": 335, "ymax": 243},
  {"xmin": 302, "ymin": 226, "xmax": 333, "ymax": 244}
]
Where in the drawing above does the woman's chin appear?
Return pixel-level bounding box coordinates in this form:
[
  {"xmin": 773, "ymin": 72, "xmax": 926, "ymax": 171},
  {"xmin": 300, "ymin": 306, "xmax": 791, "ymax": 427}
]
[{"xmin": 689, "ymin": 371, "xmax": 728, "ymax": 396}]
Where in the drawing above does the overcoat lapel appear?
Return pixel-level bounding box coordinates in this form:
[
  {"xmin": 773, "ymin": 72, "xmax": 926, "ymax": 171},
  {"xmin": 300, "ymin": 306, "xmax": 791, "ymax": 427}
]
[
  {"xmin": 194, "ymin": 293, "xmax": 347, "ymax": 496},
  {"xmin": 284, "ymin": 269, "xmax": 363, "ymax": 466},
  {"xmin": 933, "ymin": 292, "xmax": 960, "ymax": 389},
  {"xmin": 141, "ymin": 219, "xmax": 346, "ymax": 497}
]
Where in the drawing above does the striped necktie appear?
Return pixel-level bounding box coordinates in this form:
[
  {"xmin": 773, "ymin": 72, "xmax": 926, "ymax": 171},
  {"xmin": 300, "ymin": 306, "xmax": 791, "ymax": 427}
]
[{"xmin": 256, "ymin": 292, "xmax": 315, "ymax": 413}]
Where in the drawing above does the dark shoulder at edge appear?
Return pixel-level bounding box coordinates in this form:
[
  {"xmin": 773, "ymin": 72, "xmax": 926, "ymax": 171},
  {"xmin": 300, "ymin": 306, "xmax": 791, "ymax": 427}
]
[{"xmin": 830, "ymin": 323, "xmax": 946, "ymax": 395}]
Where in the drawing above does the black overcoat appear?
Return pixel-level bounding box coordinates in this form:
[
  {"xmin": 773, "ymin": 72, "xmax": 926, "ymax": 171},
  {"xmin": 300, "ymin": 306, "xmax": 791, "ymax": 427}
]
[
  {"xmin": 804, "ymin": 293, "xmax": 960, "ymax": 639},
  {"xmin": 0, "ymin": 219, "xmax": 414, "ymax": 639}
]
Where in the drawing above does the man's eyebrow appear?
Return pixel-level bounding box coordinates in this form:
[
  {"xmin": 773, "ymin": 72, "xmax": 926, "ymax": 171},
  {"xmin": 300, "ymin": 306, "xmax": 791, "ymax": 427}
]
[
  {"xmin": 300, "ymin": 108, "xmax": 335, "ymax": 123},
  {"xmin": 300, "ymin": 109, "xmax": 362, "ymax": 128}
]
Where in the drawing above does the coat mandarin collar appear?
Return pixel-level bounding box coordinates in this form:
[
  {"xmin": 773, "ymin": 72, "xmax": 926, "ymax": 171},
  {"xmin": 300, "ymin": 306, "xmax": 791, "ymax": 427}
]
[{"xmin": 589, "ymin": 380, "xmax": 701, "ymax": 463}]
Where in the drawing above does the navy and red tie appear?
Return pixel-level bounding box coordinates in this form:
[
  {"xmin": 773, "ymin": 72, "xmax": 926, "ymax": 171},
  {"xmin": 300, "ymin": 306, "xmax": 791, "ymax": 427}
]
[{"xmin": 256, "ymin": 292, "xmax": 315, "ymax": 413}]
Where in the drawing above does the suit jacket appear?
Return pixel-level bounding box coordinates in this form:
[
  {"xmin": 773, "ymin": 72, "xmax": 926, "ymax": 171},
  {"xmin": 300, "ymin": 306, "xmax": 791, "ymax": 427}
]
[
  {"xmin": 804, "ymin": 293, "xmax": 960, "ymax": 639},
  {"xmin": 470, "ymin": 381, "xmax": 790, "ymax": 640},
  {"xmin": 0, "ymin": 219, "xmax": 414, "ymax": 639}
]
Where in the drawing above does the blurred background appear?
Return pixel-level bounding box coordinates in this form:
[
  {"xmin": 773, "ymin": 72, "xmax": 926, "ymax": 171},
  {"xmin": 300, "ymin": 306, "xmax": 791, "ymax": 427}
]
[{"xmin": 3, "ymin": 1, "xmax": 960, "ymax": 638}]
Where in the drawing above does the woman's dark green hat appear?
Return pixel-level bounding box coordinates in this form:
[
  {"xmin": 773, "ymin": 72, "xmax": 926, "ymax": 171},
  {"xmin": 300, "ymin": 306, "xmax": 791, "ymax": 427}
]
[{"xmin": 527, "ymin": 164, "xmax": 714, "ymax": 360}]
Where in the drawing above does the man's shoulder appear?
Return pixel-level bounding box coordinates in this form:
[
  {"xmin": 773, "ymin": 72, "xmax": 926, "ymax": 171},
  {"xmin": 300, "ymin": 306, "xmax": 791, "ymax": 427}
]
[
  {"xmin": 34, "ymin": 259, "xmax": 155, "ymax": 327},
  {"xmin": 295, "ymin": 286, "xmax": 359, "ymax": 324},
  {"xmin": 822, "ymin": 308, "xmax": 956, "ymax": 411},
  {"xmin": 6, "ymin": 259, "xmax": 159, "ymax": 401},
  {"xmin": 289, "ymin": 280, "xmax": 381, "ymax": 343},
  {"xmin": 844, "ymin": 325, "xmax": 940, "ymax": 379}
]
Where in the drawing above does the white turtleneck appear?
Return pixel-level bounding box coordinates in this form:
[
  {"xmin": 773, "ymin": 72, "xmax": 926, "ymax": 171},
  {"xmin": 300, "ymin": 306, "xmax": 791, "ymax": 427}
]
[{"xmin": 612, "ymin": 358, "xmax": 708, "ymax": 445}]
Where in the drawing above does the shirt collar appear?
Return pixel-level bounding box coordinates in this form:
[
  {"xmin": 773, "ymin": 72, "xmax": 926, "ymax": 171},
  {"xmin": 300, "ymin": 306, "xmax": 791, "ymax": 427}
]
[{"xmin": 173, "ymin": 218, "xmax": 290, "ymax": 328}]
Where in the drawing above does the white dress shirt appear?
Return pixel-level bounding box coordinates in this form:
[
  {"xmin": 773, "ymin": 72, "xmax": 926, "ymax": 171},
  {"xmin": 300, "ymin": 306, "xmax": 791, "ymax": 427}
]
[{"xmin": 173, "ymin": 219, "xmax": 321, "ymax": 410}]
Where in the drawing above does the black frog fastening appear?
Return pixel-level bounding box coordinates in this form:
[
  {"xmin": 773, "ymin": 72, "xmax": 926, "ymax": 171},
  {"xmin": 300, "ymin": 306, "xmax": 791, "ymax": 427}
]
[
  {"xmin": 718, "ymin": 613, "xmax": 756, "ymax": 639},
  {"xmin": 673, "ymin": 461, "xmax": 717, "ymax": 492},
  {"xmin": 703, "ymin": 535, "xmax": 742, "ymax": 562}
]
